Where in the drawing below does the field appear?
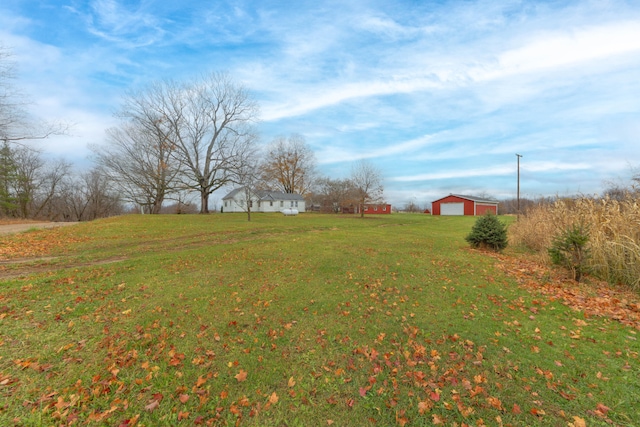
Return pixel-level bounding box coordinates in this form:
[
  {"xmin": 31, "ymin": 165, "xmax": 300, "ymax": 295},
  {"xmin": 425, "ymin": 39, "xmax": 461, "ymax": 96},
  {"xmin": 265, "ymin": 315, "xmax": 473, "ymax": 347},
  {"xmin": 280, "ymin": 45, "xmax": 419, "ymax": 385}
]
[{"xmin": 0, "ymin": 213, "xmax": 638, "ymax": 426}]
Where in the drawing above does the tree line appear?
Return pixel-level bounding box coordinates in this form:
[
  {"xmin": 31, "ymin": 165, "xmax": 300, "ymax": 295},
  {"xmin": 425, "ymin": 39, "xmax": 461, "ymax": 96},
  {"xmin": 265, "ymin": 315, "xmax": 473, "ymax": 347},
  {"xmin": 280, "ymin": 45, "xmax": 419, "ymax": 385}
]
[{"xmin": 1, "ymin": 44, "xmax": 385, "ymax": 221}]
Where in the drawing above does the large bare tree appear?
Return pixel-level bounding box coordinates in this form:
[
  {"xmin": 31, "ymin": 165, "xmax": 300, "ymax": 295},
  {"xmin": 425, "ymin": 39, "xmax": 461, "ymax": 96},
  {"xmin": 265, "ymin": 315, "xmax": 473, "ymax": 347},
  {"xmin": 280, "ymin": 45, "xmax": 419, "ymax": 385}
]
[
  {"xmin": 260, "ymin": 134, "xmax": 316, "ymax": 195},
  {"xmin": 118, "ymin": 72, "xmax": 259, "ymax": 213},
  {"xmin": 92, "ymin": 122, "xmax": 179, "ymax": 214},
  {"xmin": 351, "ymin": 159, "xmax": 384, "ymax": 218}
]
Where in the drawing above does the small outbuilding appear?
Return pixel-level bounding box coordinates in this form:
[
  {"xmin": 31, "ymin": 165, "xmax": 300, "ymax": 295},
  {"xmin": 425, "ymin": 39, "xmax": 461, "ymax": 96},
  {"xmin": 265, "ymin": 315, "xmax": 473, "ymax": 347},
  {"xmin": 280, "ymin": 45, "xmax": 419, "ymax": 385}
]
[{"xmin": 432, "ymin": 194, "xmax": 498, "ymax": 216}]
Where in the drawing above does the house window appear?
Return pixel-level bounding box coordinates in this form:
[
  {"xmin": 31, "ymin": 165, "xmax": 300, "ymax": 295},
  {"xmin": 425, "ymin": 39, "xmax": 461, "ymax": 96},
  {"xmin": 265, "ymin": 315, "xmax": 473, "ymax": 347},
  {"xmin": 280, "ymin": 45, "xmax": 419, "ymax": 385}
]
[
  {"xmin": 290, "ymin": 201, "xmax": 294, "ymax": 207},
  {"xmin": 224, "ymin": 201, "xmax": 228, "ymax": 207},
  {"xmin": 270, "ymin": 201, "xmax": 273, "ymax": 207},
  {"xmin": 280, "ymin": 201, "xmax": 283, "ymax": 207},
  {"xmin": 258, "ymin": 201, "xmax": 261, "ymax": 208},
  {"xmin": 382, "ymin": 206, "xmax": 386, "ymax": 211},
  {"xmin": 374, "ymin": 206, "xmax": 378, "ymax": 211},
  {"xmin": 295, "ymin": 201, "xmax": 298, "ymax": 207},
  {"xmin": 249, "ymin": 201, "xmax": 253, "ymax": 208}
]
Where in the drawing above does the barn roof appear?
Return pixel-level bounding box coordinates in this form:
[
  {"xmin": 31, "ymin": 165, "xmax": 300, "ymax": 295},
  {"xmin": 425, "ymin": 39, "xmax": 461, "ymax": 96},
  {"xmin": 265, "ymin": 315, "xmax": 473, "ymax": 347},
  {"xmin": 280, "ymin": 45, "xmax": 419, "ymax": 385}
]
[{"xmin": 432, "ymin": 194, "xmax": 499, "ymax": 204}]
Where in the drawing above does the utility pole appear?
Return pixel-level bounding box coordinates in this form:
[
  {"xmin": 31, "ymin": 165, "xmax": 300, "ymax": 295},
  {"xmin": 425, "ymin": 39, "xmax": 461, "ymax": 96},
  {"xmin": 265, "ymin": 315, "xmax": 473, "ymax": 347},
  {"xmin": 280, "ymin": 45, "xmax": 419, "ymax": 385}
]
[{"xmin": 516, "ymin": 153, "xmax": 522, "ymax": 218}]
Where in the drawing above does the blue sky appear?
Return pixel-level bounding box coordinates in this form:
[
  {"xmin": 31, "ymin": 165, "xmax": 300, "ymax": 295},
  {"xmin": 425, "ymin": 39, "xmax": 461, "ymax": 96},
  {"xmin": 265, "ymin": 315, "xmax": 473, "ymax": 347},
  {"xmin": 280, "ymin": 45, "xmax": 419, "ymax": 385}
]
[{"xmin": 2, "ymin": 0, "xmax": 640, "ymax": 207}]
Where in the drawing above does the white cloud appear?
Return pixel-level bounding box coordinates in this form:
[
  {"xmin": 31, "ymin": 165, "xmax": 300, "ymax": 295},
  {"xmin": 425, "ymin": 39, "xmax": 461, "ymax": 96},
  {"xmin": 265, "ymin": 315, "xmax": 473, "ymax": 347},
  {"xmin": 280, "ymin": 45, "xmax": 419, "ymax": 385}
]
[{"xmin": 391, "ymin": 161, "xmax": 591, "ymax": 183}]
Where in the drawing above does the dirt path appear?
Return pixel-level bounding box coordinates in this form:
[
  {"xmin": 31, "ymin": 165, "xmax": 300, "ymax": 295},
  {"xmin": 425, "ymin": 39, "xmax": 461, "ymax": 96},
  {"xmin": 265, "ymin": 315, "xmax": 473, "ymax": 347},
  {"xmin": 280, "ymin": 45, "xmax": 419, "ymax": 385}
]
[{"xmin": 0, "ymin": 222, "xmax": 78, "ymax": 235}]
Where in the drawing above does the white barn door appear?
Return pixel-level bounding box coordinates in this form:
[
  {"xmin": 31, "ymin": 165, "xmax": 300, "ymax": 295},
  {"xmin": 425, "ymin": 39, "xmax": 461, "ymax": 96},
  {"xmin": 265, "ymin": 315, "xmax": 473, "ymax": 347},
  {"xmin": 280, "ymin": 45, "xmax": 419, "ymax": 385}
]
[{"xmin": 440, "ymin": 202, "xmax": 464, "ymax": 215}]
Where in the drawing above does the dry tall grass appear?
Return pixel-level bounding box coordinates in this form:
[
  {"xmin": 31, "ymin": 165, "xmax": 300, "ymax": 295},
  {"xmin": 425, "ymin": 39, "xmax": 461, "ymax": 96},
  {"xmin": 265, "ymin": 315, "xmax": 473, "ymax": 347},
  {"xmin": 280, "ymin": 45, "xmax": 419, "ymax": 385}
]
[{"xmin": 509, "ymin": 195, "xmax": 640, "ymax": 291}]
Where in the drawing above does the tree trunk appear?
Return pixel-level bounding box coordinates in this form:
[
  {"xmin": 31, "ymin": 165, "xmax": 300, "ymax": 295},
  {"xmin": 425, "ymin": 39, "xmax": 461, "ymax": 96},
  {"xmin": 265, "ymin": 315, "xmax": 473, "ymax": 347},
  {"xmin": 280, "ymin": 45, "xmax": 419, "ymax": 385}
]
[{"xmin": 200, "ymin": 191, "xmax": 209, "ymax": 214}]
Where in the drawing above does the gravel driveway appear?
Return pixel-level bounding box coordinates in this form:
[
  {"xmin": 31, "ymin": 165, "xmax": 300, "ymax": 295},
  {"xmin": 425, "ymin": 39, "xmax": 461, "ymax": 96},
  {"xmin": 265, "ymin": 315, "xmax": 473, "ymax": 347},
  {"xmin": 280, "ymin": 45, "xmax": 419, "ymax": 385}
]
[{"xmin": 0, "ymin": 222, "xmax": 78, "ymax": 235}]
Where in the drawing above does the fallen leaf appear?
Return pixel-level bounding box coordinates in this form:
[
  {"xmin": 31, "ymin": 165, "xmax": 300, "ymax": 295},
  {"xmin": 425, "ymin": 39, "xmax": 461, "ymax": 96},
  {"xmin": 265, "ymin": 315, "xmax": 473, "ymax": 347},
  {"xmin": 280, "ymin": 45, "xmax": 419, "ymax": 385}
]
[
  {"xmin": 235, "ymin": 370, "xmax": 248, "ymax": 382},
  {"xmin": 268, "ymin": 392, "xmax": 278, "ymax": 405},
  {"xmin": 530, "ymin": 408, "xmax": 545, "ymax": 417},
  {"xmin": 487, "ymin": 396, "xmax": 503, "ymax": 411},
  {"xmin": 570, "ymin": 416, "xmax": 586, "ymax": 427},
  {"xmin": 179, "ymin": 394, "xmax": 189, "ymax": 404},
  {"xmin": 418, "ymin": 400, "xmax": 433, "ymax": 415},
  {"xmin": 595, "ymin": 403, "xmax": 611, "ymax": 416},
  {"xmin": 144, "ymin": 400, "xmax": 159, "ymax": 412}
]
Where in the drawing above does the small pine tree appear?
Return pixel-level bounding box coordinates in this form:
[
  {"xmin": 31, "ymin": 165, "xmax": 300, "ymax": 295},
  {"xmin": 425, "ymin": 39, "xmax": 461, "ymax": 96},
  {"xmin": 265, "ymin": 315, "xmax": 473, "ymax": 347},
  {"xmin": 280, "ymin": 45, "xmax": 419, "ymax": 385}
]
[
  {"xmin": 548, "ymin": 224, "xmax": 590, "ymax": 282},
  {"xmin": 465, "ymin": 213, "xmax": 508, "ymax": 251}
]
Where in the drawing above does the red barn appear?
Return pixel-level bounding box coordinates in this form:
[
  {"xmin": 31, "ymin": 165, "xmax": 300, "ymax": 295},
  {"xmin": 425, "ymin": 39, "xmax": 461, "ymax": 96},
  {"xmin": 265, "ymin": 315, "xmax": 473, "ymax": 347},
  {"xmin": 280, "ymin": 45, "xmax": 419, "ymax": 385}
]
[
  {"xmin": 363, "ymin": 203, "xmax": 392, "ymax": 214},
  {"xmin": 432, "ymin": 194, "xmax": 498, "ymax": 216}
]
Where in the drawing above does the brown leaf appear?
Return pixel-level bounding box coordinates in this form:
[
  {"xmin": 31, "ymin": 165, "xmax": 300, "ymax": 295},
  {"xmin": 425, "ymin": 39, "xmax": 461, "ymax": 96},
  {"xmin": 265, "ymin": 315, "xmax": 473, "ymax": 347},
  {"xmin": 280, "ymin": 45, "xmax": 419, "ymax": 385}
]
[
  {"xmin": 596, "ymin": 403, "xmax": 611, "ymax": 416},
  {"xmin": 418, "ymin": 400, "xmax": 433, "ymax": 415},
  {"xmin": 235, "ymin": 370, "xmax": 248, "ymax": 382},
  {"xmin": 268, "ymin": 392, "xmax": 278, "ymax": 405},
  {"xmin": 530, "ymin": 408, "xmax": 545, "ymax": 417},
  {"xmin": 487, "ymin": 396, "xmax": 503, "ymax": 411},
  {"xmin": 144, "ymin": 400, "xmax": 159, "ymax": 412},
  {"xmin": 571, "ymin": 416, "xmax": 586, "ymax": 427},
  {"xmin": 179, "ymin": 394, "xmax": 189, "ymax": 404}
]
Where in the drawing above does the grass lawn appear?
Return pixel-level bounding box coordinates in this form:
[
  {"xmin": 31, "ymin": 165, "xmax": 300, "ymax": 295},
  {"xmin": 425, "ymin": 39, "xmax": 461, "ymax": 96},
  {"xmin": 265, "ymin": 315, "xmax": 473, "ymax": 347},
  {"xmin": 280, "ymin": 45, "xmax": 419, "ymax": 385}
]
[{"xmin": 0, "ymin": 213, "xmax": 638, "ymax": 426}]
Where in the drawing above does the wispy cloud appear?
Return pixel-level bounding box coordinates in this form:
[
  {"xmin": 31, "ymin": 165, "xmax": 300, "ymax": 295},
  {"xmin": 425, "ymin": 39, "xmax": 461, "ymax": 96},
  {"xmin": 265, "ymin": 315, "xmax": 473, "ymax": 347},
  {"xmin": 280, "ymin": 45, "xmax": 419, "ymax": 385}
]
[
  {"xmin": 65, "ymin": 0, "xmax": 167, "ymax": 47},
  {"xmin": 1, "ymin": 0, "xmax": 639, "ymax": 204}
]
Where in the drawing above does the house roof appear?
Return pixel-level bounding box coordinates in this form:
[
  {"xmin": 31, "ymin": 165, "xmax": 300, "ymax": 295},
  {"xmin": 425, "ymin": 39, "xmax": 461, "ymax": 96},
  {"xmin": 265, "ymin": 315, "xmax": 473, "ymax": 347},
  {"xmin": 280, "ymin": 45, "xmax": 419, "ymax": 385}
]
[
  {"xmin": 432, "ymin": 194, "xmax": 499, "ymax": 204},
  {"xmin": 222, "ymin": 187, "xmax": 304, "ymax": 201},
  {"xmin": 222, "ymin": 187, "xmax": 245, "ymax": 200}
]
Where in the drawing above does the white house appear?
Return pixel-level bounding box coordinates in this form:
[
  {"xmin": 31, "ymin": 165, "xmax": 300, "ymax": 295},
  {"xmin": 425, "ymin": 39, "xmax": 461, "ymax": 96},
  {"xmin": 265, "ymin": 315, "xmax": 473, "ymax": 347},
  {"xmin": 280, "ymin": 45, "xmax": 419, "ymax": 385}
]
[{"xmin": 222, "ymin": 188, "xmax": 306, "ymax": 213}]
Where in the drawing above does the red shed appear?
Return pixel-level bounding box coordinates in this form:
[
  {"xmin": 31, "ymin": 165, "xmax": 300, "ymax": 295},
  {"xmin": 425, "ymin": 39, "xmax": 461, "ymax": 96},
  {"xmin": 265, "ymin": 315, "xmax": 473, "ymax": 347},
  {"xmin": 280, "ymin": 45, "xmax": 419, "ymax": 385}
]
[
  {"xmin": 363, "ymin": 203, "xmax": 392, "ymax": 214},
  {"xmin": 432, "ymin": 194, "xmax": 498, "ymax": 216}
]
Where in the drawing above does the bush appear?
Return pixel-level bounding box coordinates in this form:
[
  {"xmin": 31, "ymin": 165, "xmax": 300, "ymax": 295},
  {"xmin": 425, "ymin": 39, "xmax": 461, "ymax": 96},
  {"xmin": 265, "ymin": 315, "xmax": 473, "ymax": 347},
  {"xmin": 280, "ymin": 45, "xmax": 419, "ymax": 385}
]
[
  {"xmin": 465, "ymin": 213, "xmax": 508, "ymax": 251},
  {"xmin": 548, "ymin": 223, "xmax": 590, "ymax": 282},
  {"xmin": 509, "ymin": 195, "xmax": 640, "ymax": 291}
]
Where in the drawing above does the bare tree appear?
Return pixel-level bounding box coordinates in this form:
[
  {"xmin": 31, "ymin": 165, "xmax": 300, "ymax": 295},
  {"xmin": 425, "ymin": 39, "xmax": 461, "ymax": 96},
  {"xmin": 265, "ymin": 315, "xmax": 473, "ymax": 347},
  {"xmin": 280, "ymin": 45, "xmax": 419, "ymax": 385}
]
[
  {"xmin": 403, "ymin": 200, "xmax": 421, "ymax": 213},
  {"xmin": 0, "ymin": 45, "xmax": 69, "ymax": 146},
  {"xmin": 118, "ymin": 72, "xmax": 259, "ymax": 214},
  {"xmin": 350, "ymin": 160, "xmax": 384, "ymax": 218},
  {"xmin": 92, "ymin": 122, "xmax": 180, "ymax": 214},
  {"xmin": 231, "ymin": 148, "xmax": 261, "ymax": 221},
  {"xmin": 260, "ymin": 134, "xmax": 316, "ymax": 195},
  {"xmin": 31, "ymin": 158, "xmax": 71, "ymax": 219},
  {"xmin": 74, "ymin": 168, "xmax": 122, "ymax": 221},
  {"xmin": 313, "ymin": 177, "xmax": 357, "ymax": 213}
]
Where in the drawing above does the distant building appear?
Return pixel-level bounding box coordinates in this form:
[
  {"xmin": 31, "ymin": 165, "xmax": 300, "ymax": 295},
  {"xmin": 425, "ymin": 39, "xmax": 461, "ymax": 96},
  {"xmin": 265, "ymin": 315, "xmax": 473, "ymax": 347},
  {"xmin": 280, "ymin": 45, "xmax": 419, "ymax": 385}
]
[
  {"xmin": 341, "ymin": 203, "xmax": 392, "ymax": 214},
  {"xmin": 431, "ymin": 194, "xmax": 498, "ymax": 216},
  {"xmin": 222, "ymin": 188, "xmax": 306, "ymax": 213},
  {"xmin": 363, "ymin": 203, "xmax": 392, "ymax": 215}
]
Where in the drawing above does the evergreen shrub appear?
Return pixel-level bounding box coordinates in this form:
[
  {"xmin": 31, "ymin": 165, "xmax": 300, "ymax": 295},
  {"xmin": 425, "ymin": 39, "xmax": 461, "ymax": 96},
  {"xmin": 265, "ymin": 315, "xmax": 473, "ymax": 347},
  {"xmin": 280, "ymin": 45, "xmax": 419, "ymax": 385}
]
[
  {"xmin": 548, "ymin": 223, "xmax": 590, "ymax": 282},
  {"xmin": 465, "ymin": 213, "xmax": 508, "ymax": 251}
]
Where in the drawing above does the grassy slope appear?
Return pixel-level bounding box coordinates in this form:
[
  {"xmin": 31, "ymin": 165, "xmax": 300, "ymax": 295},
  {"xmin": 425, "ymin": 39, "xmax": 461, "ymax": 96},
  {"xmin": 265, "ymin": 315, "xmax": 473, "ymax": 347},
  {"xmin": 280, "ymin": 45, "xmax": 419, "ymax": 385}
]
[{"xmin": 0, "ymin": 214, "xmax": 638, "ymax": 426}]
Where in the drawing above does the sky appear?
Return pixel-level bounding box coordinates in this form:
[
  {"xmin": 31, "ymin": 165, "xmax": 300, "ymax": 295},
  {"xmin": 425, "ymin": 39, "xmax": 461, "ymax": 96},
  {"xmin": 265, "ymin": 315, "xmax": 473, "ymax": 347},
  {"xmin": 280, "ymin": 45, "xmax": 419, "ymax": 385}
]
[{"xmin": 1, "ymin": 0, "xmax": 640, "ymax": 208}]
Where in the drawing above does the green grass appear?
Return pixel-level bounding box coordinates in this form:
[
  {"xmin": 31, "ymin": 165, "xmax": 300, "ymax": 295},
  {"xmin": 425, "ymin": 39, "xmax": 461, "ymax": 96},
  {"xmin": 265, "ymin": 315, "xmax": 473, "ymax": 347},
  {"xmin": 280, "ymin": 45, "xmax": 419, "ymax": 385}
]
[{"xmin": 0, "ymin": 213, "xmax": 638, "ymax": 426}]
